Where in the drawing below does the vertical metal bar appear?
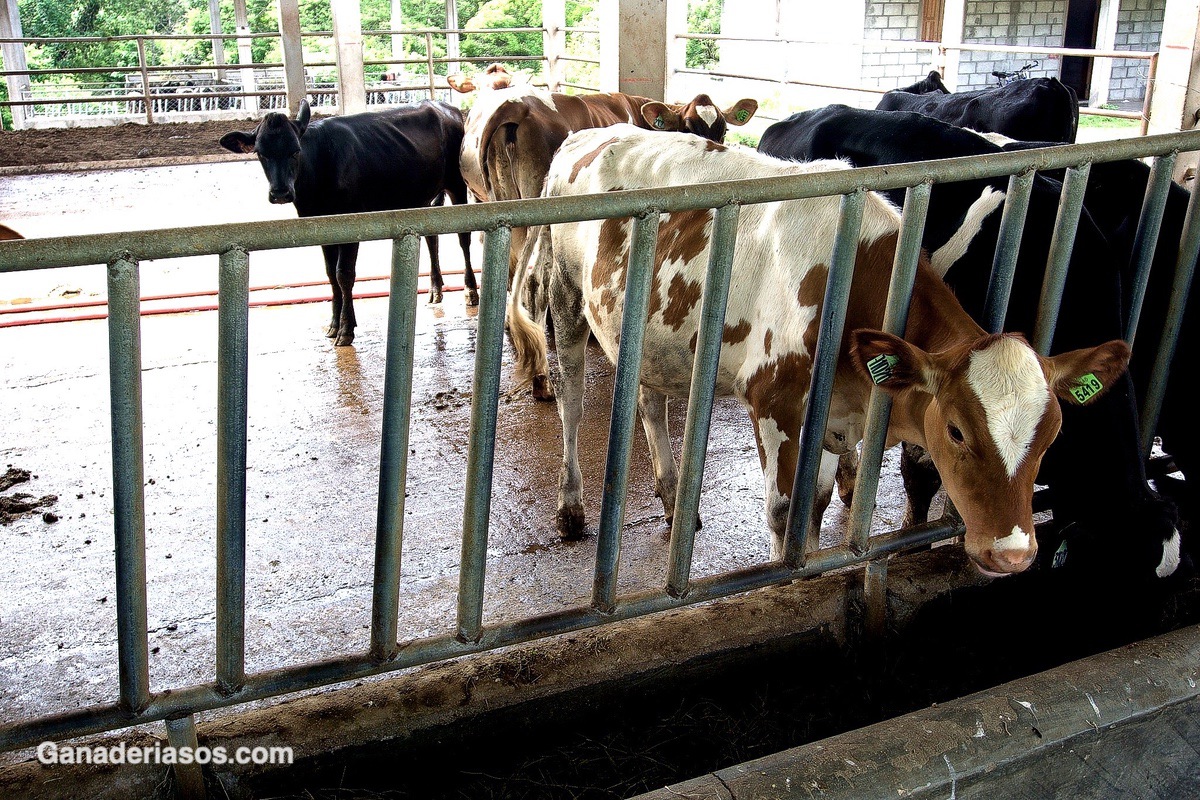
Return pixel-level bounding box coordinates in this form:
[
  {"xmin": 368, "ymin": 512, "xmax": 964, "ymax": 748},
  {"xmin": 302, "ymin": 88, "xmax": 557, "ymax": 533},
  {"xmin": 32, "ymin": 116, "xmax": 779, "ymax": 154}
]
[
  {"xmin": 426, "ymin": 31, "xmax": 436, "ymax": 98},
  {"xmin": 137, "ymin": 37, "xmax": 153, "ymax": 124},
  {"xmin": 108, "ymin": 254, "xmax": 150, "ymax": 714},
  {"xmin": 863, "ymin": 558, "xmax": 888, "ymax": 639},
  {"xmin": 665, "ymin": 205, "xmax": 740, "ymax": 598},
  {"xmin": 848, "ymin": 183, "xmax": 931, "ymax": 554},
  {"xmin": 456, "ymin": 226, "xmax": 511, "ymax": 643},
  {"xmin": 164, "ymin": 715, "xmax": 206, "ymax": 800},
  {"xmin": 983, "ymin": 170, "xmax": 1035, "ymax": 334},
  {"xmin": 1033, "ymin": 162, "xmax": 1091, "ymax": 355},
  {"xmin": 594, "ymin": 212, "xmax": 661, "ymax": 612},
  {"xmin": 1140, "ymin": 182, "xmax": 1200, "ymax": 456},
  {"xmin": 215, "ymin": 248, "xmax": 249, "ymax": 694},
  {"xmin": 370, "ymin": 234, "xmax": 420, "ymax": 660},
  {"xmin": 1140, "ymin": 53, "xmax": 1158, "ymax": 137},
  {"xmin": 1125, "ymin": 152, "xmax": 1176, "ymax": 346},
  {"xmin": 783, "ymin": 190, "xmax": 866, "ymax": 568}
]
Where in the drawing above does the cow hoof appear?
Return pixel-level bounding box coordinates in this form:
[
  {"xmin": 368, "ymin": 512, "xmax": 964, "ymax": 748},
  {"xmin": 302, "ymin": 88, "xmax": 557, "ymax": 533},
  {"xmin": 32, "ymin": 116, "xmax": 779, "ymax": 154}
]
[
  {"xmin": 838, "ymin": 486, "xmax": 855, "ymax": 507},
  {"xmin": 556, "ymin": 506, "xmax": 586, "ymax": 540},
  {"xmin": 466, "ymin": 289, "xmax": 480, "ymax": 307},
  {"xmin": 532, "ymin": 375, "xmax": 555, "ymax": 401},
  {"xmin": 325, "ymin": 325, "xmax": 338, "ymax": 338},
  {"xmin": 335, "ymin": 334, "xmax": 355, "ymax": 347},
  {"xmin": 429, "ymin": 289, "xmax": 443, "ymax": 305}
]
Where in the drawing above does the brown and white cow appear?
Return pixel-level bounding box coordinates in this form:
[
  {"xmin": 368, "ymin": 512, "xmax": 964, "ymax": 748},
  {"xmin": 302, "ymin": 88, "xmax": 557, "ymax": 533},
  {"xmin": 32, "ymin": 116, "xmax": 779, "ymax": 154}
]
[
  {"xmin": 507, "ymin": 125, "xmax": 1130, "ymax": 575},
  {"xmin": 449, "ymin": 64, "xmax": 757, "ymax": 291}
]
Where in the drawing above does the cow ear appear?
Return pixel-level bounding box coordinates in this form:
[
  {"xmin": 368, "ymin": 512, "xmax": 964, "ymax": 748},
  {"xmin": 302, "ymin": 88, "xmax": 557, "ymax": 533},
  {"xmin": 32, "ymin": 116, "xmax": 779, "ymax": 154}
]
[
  {"xmin": 295, "ymin": 100, "xmax": 311, "ymax": 135},
  {"xmin": 723, "ymin": 99, "xmax": 758, "ymax": 126},
  {"xmin": 219, "ymin": 130, "xmax": 257, "ymax": 154},
  {"xmin": 447, "ymin": 73, "xmax": 475, "ymax": 93},
  {"xmin": 1045, "ymin": 339, "xmax": 1131, "ymax": 406},
  {"xmin": 851, "ymin": 330, "xmax": 938, "ymax": 395},
  {"xmin": 641, "ymin": 102, "xmax": 682, "ymax": 131}
]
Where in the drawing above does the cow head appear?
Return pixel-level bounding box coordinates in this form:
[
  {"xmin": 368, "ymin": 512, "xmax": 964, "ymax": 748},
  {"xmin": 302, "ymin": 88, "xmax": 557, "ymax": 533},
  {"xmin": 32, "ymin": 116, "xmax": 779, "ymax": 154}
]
[
  {"xmin": 640, "ymin": 95, "xmax": 758, "ymax": 142},
  {"xmin": 219, "ymin": 100, "xmax": 312, "ymax": 205},
  {"xmin": 852, "ymin": 330, "xmax": 1131, "ymax": 576},
  {"xmin": 447, "ymin": 63, "xmax": 514, "ymax": 93}
]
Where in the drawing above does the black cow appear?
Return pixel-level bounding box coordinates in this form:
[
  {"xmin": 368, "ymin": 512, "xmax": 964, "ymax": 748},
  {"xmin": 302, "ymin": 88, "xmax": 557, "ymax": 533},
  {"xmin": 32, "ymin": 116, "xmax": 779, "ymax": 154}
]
[
  {"xmin": 758, "ymin": 104, "xmax": 1182, "ymax": 581},
  {"xmin": 220, "ymin": 99, "xmax": 477, "ymax": 346},
  {"xmin": 986, "ymin": 134, "xmax": 1200, "ymax": 525},
  {"xmin": 876, "ymin": 71, "xmax": 1079, "ymax": 144}
]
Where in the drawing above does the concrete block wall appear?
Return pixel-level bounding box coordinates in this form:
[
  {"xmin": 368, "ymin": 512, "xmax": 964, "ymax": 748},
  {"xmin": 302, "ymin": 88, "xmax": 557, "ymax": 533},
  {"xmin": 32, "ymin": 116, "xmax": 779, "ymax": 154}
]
[
  {"xmin": 861, "ymin": 1, "xmax": 927, "ymax": 90},
  {"xmin": 1112, "ymin": 0, "xmax": 1164, "ymax": 103},
  {"xmin": 959, "ymin": 0, "xmax": 1065, "ymax": 89}
]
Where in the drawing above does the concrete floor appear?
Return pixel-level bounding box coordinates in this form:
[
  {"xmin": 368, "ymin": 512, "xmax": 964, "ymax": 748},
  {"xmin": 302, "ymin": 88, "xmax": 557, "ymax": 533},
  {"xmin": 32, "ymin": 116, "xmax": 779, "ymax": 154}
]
[{"xmin": 0, "ymin": 160, "xmax": 913, "ymax": 732}]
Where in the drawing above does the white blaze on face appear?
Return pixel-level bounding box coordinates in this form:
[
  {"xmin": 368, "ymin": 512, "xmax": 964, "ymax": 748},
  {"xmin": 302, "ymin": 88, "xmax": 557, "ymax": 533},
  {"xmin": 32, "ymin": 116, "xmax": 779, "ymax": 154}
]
[
  {"xmin": 966, "ymin": 338, "xmax": 1051, "ymax": 478},
  {"xmin": 993, "ymin": 525, "xmax": 1031, "ymax": 552},
  {"xmin": 696, "ymin": 105, "xmax": 718, "ymax": 127}
]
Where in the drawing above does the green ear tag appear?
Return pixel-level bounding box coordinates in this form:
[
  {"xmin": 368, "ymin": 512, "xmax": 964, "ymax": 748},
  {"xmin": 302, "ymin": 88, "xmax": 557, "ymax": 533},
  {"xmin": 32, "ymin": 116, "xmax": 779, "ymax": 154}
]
[
  {"xmin": 866, "ymin": 354, "xmax": 899, "ymax": 385},
  {"xmin": 1069, "ymin": 372, "xmax": 1103, "ymax": 404},
  {"xmin": 735, "ymin": 109, "xmax": 749, "ymax": 122},
  {"xmin": 654, "ymin": 115, "xmax": 665, "ymax": 129}
]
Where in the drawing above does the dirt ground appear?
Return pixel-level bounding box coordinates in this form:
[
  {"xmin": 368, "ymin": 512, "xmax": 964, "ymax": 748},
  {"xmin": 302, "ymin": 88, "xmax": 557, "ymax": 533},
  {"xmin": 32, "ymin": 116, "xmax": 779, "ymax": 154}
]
[{"xmin": 0, "ymin": 120, "xmax": 247, "ymax": 167}]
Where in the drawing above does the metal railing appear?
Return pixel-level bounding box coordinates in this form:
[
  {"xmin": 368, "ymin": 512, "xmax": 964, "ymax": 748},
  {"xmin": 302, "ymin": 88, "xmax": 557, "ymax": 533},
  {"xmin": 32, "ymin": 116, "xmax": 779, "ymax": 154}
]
[
  {"xmin": 1, "ymin": 129, "xmax": 1198, "ymax": 774},
  {"xmin": 674, "ymin": 33, "xmax": 1159, "ymax": 133},
  {"xmin": 0, "ymin": 27, "xmax": 601, "ymax": 126}
]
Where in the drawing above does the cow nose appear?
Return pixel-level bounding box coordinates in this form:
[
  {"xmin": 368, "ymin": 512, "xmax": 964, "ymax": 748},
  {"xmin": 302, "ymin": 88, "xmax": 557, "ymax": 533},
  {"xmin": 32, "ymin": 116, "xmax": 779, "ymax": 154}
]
[
  {"xmin": 269, "ymin": 190, "xmax": 294, "ymax": 204},
  {"xmin": 974, "ymin": 546, "xmax": 1037, "ymax": 576}
]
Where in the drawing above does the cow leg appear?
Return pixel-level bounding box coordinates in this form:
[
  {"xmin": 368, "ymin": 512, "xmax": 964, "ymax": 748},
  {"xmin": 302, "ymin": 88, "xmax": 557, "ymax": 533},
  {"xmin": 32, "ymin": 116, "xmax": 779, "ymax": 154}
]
[
  {"xmin": 899, "ymin": 441, "xmax": 941, "ymax": 527},
  {"xmin": 322, "ymin": 244, "xmax": 342, "ymax": 339},
  {"xmin": 550, "ymin": 277, "xmax": 591, "ymax": 540},
  {"xmin": 424, "ymin": 233, "xmax": 443, "ymax": 305},
  {"xmin": 809, "ymin": 449, "xmax": 841, "ymax": 553},
  {"xmin": 637, "ymin": 386, "xmax": 679, "ymax": 527},
  {"xmin": 459, "ymin": 229, "xmax": 478, "ymax": 307},
  {"xmin": 334, "ymin": 243, "xmax": 359, "ymax": 347}
]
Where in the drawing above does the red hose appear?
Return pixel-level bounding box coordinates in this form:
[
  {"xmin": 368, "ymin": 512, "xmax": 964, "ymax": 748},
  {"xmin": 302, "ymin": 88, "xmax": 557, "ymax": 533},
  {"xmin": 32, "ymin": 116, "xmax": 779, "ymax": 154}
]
[{"xmin": 0, "ymin": 270, "xmax": 471, "ymax": 329}]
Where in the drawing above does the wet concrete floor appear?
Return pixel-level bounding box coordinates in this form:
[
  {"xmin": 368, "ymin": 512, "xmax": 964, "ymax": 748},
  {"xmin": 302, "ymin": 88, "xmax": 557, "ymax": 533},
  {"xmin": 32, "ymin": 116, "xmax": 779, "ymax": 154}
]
[{"xmin": 0, "ymin": 160, "xmax": 912, "ymax": 732}]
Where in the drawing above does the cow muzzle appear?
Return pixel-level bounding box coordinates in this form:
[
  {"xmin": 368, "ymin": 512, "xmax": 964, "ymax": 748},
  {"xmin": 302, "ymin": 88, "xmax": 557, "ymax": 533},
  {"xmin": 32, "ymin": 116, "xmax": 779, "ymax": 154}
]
[
  {"xmin": 268, "ymin": 189, "xmax": 295, "ymax": 205},
  {"xmin": 968, "ymin": 526, "xmax": 1038, "ymax": 577}
]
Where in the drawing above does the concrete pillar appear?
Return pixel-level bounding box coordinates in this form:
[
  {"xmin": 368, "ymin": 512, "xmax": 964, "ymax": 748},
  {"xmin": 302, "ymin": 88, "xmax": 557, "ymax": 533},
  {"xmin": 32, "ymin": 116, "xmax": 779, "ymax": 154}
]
[
  {"xmin": 1151, "ymin": 0, "xmax": 1200, "ymax": 182},
  {"xmin": 331, "ymin": 0, "xmax": 366, "ymax": 114},
  {"xmin": 391, "ymin": 0, "xmax": 404, "ymax": 68},
  {"xmin": 1092, "ymin": 0, "xmax": 1120, "ymax": 107},
  {"xmin": 234, "ymin": 0, "xmax": 257, "ymax": 114},
  {"xmin": 446, "ymin": 0, "xmax": 460, "ymax": 78},
  {"xmin": 276, "ymin": 0, "xmax": 307, "ymax": 115},
  {"xmin": 0, "ymin": 0, "xmax": 30, "ymax": 130},
  {"xmin": 208, "ymin": 0, "xmax": 227, "ymax": 77},
  {"xmin": 543, "ymin": 0, "xmax": 566, "ymax": 92},
  {"xmin": 600, "ymin": 0, "xmax": 684, "ymax": 100},
  {"xmin": 939, "ymin": 0, "xmax": 965, "ymax": 90}
]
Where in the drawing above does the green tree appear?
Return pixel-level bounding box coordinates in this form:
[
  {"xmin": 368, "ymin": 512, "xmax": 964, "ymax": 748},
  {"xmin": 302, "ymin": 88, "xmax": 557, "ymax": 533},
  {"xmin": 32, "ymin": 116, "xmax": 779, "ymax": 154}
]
[
  {"xmin": 460, "ymin": 0, "xmax": 541, "ymax": 68},
  {"xmin": 686, "ymin": 0, "xmax": 721, "ymax": 69}
]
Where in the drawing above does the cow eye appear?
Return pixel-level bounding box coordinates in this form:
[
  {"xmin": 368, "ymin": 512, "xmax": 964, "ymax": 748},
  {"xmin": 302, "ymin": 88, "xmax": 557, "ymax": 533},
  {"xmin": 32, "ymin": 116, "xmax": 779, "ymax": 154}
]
[{"xmin": 948, "ymin": 424, "xmax": 965, "ymax": 444}]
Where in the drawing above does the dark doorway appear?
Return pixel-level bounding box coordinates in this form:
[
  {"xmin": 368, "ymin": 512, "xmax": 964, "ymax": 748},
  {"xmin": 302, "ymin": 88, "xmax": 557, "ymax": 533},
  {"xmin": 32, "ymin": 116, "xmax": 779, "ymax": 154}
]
[{"xmin": 1062, "ymin": 0, "xmax": 1100, "ymax": 103}]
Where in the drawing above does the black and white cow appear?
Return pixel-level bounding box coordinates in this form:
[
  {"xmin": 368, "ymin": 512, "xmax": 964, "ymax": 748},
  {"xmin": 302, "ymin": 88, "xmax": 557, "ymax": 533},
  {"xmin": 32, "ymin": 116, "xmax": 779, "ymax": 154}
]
[
  {"xmin": 757, "ymin": 104, "xmax": 1182, "ymax": 580},
  {"xmin": 220, "ymin": 99, "xmax": 477, "ymax": 346},
  {"xmin": 876, "ymin": 71, "xmax": 1079, "ymax": 144},
  {"xmin": 984, "ymin": 133, "xmax": 1200, "ymax": 525}
]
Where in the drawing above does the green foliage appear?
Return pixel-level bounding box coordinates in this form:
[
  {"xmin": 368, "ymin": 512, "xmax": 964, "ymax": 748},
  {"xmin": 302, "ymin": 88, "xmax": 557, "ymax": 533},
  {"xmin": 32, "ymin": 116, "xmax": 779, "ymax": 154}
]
[
  {"xmin": 687, "ymin": 0, "xmax": 721, "ymax": 69},
  {"xmin": 460, "ymin": 0, "xmax": 541, "ymax": 69}
]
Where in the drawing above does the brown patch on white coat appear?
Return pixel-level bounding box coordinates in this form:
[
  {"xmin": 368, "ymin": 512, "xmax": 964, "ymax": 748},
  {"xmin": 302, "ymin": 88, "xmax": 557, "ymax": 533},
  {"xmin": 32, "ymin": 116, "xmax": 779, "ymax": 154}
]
[{"xmin": 507, "ymin": 125, "xmax": 1131, "ymax": 575}]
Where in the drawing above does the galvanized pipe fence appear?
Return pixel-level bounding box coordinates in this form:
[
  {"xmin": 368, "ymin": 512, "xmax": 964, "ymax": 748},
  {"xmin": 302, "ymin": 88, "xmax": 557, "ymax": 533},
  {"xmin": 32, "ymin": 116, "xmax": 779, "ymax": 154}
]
[{"xmin": 1, "ymin": 129, "xmax": 1199, "ymax": 766}]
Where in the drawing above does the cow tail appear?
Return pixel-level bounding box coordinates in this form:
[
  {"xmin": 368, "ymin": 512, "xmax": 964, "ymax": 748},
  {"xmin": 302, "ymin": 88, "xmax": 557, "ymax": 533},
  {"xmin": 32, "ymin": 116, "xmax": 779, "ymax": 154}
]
[
  {"xmin": 506, "ymin": 224, "xmax": 551, "ymax": 395},
  {"xmin": 480, "ymin": 101, "xmax": 532, "ymax": 193}
]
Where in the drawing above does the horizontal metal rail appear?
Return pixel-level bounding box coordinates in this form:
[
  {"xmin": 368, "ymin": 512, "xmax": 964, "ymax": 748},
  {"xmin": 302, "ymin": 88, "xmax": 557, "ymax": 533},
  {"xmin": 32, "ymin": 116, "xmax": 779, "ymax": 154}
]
[{"xmin": 2, "ymin": 128, "xmax": 1197, "ymax": 756}]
